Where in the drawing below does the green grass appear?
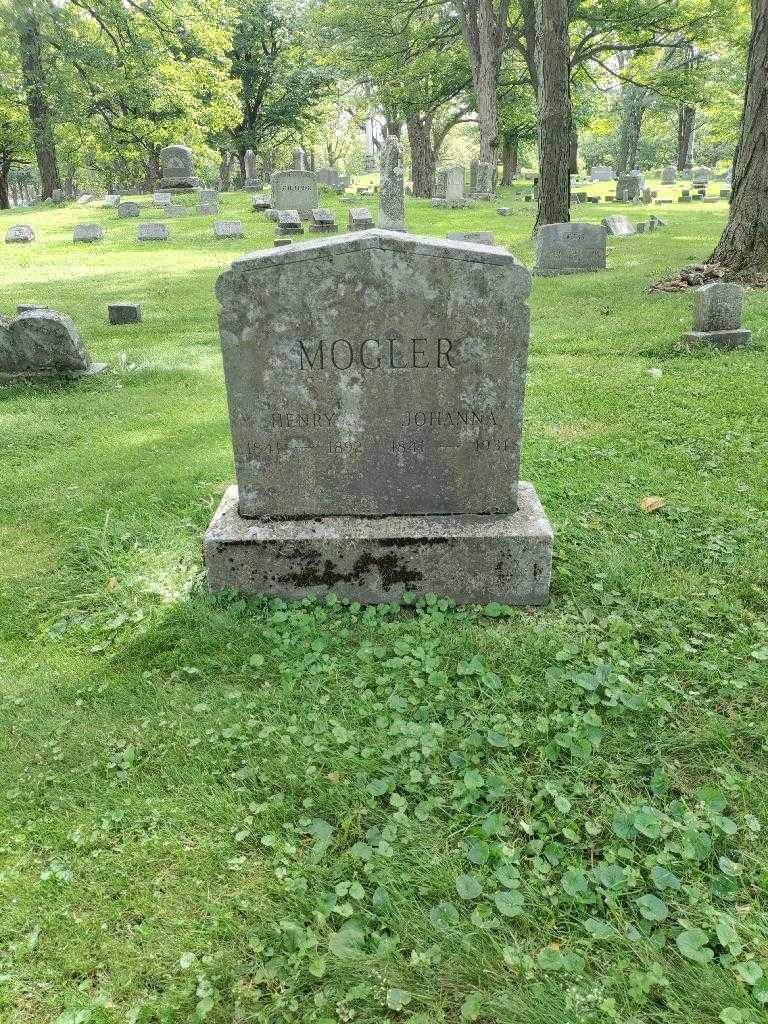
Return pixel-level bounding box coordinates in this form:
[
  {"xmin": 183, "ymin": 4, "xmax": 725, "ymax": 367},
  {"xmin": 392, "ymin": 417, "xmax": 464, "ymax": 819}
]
[{"xmin": 1, "ymin": 184, "xmax": 767, "ymax": 1024}]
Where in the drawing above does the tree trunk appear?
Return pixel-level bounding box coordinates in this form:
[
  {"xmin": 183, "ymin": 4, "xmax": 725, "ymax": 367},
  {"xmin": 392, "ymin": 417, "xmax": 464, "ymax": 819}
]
[
  {"xmin": 455, "ymin": 0, "xmax": 510, "ymax": 165},
  {"xmin": 534, "ymin": 0, "xmax": 572, "ymax": 228},
  {"xmin": 146, "ymin": 144, "xmax": 161, "ymax": 188},
  {"xmin": 406, "ymin": 113, "xmax": 436, "ymax": 197},
  {"xmin": 710, "ymin": 0, "xmax": 768, "ymax": 276},
  {"xmin": 18, "ymin": 12, "xmax": 61, "ymax": 199},
  {"xmin": 569, "ymin": 125, "xmax": 578, "ymax": 174},
  {"xmin": 501, "ymin": 133, "xmax": 519, "ymax": 184},
  {"xmin": 219, "ymin": 150, "xmax": 233, "ymax": 191},
  {"xmin": 677, "ymin": 103, "xmax": 696, "ymax": 170},
  {"xmin": 0, "ymin": 161, "xmax": 10, "ymax": 209},
  {"xmin": 616, "ymin": 86, "xmax": 646, "ymax": 175},
  {"xmin": 475, "ymin": 62, "xmax": 500, "ymax": 163}
]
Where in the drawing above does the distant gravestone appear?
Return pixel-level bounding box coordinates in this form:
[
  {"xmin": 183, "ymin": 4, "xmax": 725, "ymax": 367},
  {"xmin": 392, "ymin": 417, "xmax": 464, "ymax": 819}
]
[
  {"xmin": 445, "ymin": 164, "xmax": 466, "ymax": 208},
  {"xmin": 51, "ymin": 188, "xmax": 65, "ymax": 202},
  {"xmin": 317, "ymin": 166, "xmax": 342, "ymax": 188},
  {"xmin": 270, "ymin": 170, "xmax": 318, "ymax": 219},
  {"xmin": 311, "ymin": 208, "xmax": 338, "ymax": 233},
  {"xmin": 348, "ymin": 207, "xmax": 375, "ymax": 230},
  {"xmin": 446, "ymin": 231, "xmax": 496, "ymax": 246},
  {"xmin": 6, "ymin": 225, "xmax": 35, "ymax": 244},
  {"xmin": 433, "ymin": 167, "xmax": 448, "ymax": 201},
  {"xmin": 244, "ymin": 150, "xmax": 262, "ymax": 191},
  {"xmin": 291, "ymin": 146, "xmax": 306, "ymax": 171},
  {"xmin": 156, "ymin": 143, "xmax": 201, "ymax": 192},
  {"xmin": 682, "ymin": 283, "xmax": 751, "ymax": 349},
  {"xmin": 649, "ymin": 214, "xmax": 667, "ymax": 228},
  {"xmin": 214, "ymin": 219, "xmax": 244, "ymax": 239},
  {"xmin": 590, "ymin": 165, "xmax": 613, "ymax": 182},
  {"xmin": 661, "ymin": 165, "xmax": 677, "ymax": 185},
  {"xmin": 138, "ymin": 222, "xmax": 169, "ymax": 241},
  {"xmin": 201, "ymin": 188, "xmax": 218, "ymax": 204},
  {"xmin": 164, "ymin": 204, "xmax": 187, "ymax": 217},
  {"xmin": 691, "ymin": 166, "xmax": 711, "ymax": 186},
  {"xmin": 473, "ymin": 161, "xmax": 494, "ymax": 198},
  {"xmin": 108, "ymin": 303, "xmax": 142, "ymax": 325},
  {"xmin": 0, "ymin": 310, "xmax": 106, "ymax": 381},
  {"xmin": 154, "ymin": 192, "xmax": 172, "ymax": 206},
  {"xmin": 205, "ymin": 229, "xmax": 553, "ymax": 604},
  {"xmin": 616, "ymin": 173, "xmax": 644, "ymax": 201},
  {"xmin": 73, "ymin": 224, "xmax": 104, "ymax": 243},
  {"xmin": 118, "ymin": 202, "xmax": 140, "ymax": 219},
  {"xmin": 277, "ymin": 209, "xmax": 304, "ymax": 235},
  {"xmin": 379, "ymin": 136, "xmax": 405, "ymax": 231},
  {"xmin": 641, "ymin": 187, "xmax": 653, "ymax": 203},
  {"xmin": 498, "ymin": 207, "xmax": 511, "ymax": 216},
  {"xmin": 103, "ymin": 195, "xmax": 121, "ymax": 207},
  {"xmin": 198, "ymin": 203, "xmax": 219, "ymax": 215},
  {"xmin": 77, "ymin": 194, "xmax": 94, "ymax": 205},
  {"xmin": 252, "ymin": 194, "xmax": 271, "ymax": 212},
  {"xmin": 533, "ymin": 222, "xmax": 606, "ymax": 276},
  {"xmin": 602, "ymin": 214, "xmax": 636, "ymax": 236}
]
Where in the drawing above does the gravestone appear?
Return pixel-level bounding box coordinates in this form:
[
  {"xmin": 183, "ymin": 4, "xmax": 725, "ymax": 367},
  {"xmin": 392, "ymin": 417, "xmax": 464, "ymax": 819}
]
[
  {"xmin": 77, "ymin": 194, "xmax": 94, "ymax": 205},
  {"xmin": 446, "ymin": 231, "xmax": 496, "ymax": 246},
  {"xmin": 616, "ymin": 172, "xmax": 644, "ymax": 201},
  {"xmin": 681, "ymin": 283, "xmax": 751, "ymax": 349},
  {"xmin": 433, "ymin": 167, "xmax": 448, "ymax": 200},
  {"xmin": 317, "ymin": 166, "xmax": 342, "ymax": 188},
  {"xmin": 214, "ymin": 219, "xmax": 244, "ymax": 239},
  {"xmin": 649, "ymin": 214, "xmax": 666, "ymax": 228},
  {"xmin": 641, "ymin": 187, "xmax": 653, "ymax": 203},
  {"xmin": 156, "ymin": 143, "xmax": 201, "ymax": 192},
  {"xmin": 252, "ymin": 195, "xmax": 271, "ymax": 212},
  {"xmin": 108, "ymin": 303, "xmax": 141, "ymax": 325},
  {"xmin": 164, "ymin": 204, "xmax": 187, "ymax": 218},
  {"xmin": 205, "ymin": 229, "xmax": 553, "ymax": 604},
  {"xmin": 691, "ymin": 166, "xmax": 711, "ymax": 186},
  {"xmin": 445, "ymin": 164, "xmax": 466, "ymax": 208},
  {"xmin": 73, "ymin": 224, "xmax": 104, "ymax": 243},
  {"xmin": 201, "ymin": 188, "xmax": 218, "ymax": 204},
  {"xmin": 311, "ymin": 208, "xmax": 338, "ymax": 233},
  {"xmin": 533, "ymin": 223, "xmax": 606, "ymax": 276},
  {"xmin": 473, "ymin": 161, "xmax": 494, "ymax": 198},
  {"xmin": 720, "ymin": 188, "xmax": 732, "ymax": 199},
  {"xmin": 244, "ymin": 150, "xmax": 262, "ymax": 191},
  {"xmin": 6, "ymin": 225, "xmax": 35, "ymax": 244},
  {"xmin": 602, "ymin": 214, "xmax": 636, "ymax": 236},
  {"xmin": 277, "ymin": 209, "xmax": 304, "ymax": 235},
  {"xmin": 379, "ymin": 136, "xmax": 405, "ymax": 231},
  {"xmin": 118, "ymin": 202, "xmax": 140, "ymax": 219},
  {"xmin": 661, "ymin": 165, "xmax": 677, "ymax": 185},
  {"xmin": 154, "ymin": 191, "xmax": 172, "ymax": 206},
  {"xmin": 138, "ymin": 222, "xmax": 169, "ymax": 241},
  {"xmin": 198, "ymin": 203, "xmax": 219, "ymax": 215},
  {"xmin": 52, "ymin": 188, "xmax": 65, "ymax": 202},
  {"xmin": 291, "ymin": 146, "xmax": 306, "ymax": 171},
  {"xmin": 103, "ymin": 195, "xmax": 121, "ymax": 207},
  {"xmin": 0, "ymin": 309, "xmax": 106, "ymax": 381},
  {"xmin": 590, "ymin": 165, "xmax": 613, "ymax": 182},
  {"xmin": 270, "ymin": 170, "xmax": 318, "ymax": 219},
  {"xmin": 349, "ymin": 207, "xmax": 375, "ymax": 230},
  {"xmin": 635, "ymin": 221, "xmax": 651, "ymax": 234},
  {"xmin": 498, "ymin": 207, "xmax": 511, "ymax": 216}
]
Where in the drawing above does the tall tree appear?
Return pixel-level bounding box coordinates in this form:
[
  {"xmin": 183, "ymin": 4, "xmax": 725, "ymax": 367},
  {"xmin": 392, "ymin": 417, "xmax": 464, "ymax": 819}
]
[
  {"xmin": 710, "ymin": 0, "xmax": 768, "ymax": 276},
  {"xmin": 534, "ymin": 0, "xmax": 571, "ymax": 227}
]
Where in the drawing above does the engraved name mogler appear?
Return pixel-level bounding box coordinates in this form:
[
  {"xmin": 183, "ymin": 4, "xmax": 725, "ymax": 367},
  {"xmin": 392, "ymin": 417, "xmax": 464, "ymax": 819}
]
[{"xmin": 298, "ymin": 336, "xmax": 457, "ymax": 371}]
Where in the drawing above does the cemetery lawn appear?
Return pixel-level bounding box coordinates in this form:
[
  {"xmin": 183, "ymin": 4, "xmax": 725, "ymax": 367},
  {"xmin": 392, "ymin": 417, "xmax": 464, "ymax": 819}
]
[{"xmin": 2, "ymin": 189, "xmax": 768, "ymax": 1024}]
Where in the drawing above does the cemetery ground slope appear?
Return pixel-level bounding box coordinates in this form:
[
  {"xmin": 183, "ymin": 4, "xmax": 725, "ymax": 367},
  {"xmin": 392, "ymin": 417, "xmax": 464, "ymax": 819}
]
[{"xmin": 1, "ymin": 191, "xmax": 767, "ymax": 1024}]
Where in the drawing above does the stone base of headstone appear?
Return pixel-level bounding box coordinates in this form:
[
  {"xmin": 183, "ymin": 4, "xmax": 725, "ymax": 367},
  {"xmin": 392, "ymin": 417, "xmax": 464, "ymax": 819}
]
[
  {"xmin": 0, "ymin": 362, "xmax": 108, "ymax": 384},
  {"xmin": 204, "ymin": 482, "xmax": 553, "ymax": 605},
  {"xmin": 108, "ymin": 303, "xmax": 142, "ymax": 325},
  {"xmin": 680, "ymin": 329, "xmax": 751, "ymax": 350}
]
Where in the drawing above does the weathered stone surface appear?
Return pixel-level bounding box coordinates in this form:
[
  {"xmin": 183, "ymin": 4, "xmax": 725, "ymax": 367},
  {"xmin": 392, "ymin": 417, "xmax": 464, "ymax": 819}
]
[
  {"xmin": 103, "ymin": 194, "xmax": 121, "ymax": 207},
  {"xmin": 379, "ymin": 136, "xmax": 405, "ymax": 231},
  {"xmin": 616, "ymin": 172, "xmax": 644, "ymax": 201},
  {"xmin": 252, "ymin": 195, "xmax": 271, "ymax": 211},
  {"xmin": 533, "ymin": 222, "xmax": 606, "ymax": 276},
  {"xmin": 348, "ymin": 207, "xmax": 375, "ymax": 230},
  {"xmin": 138, "ymin": 222, "xmax": 169, "ymax": 241},
  {"xmin": 444, "ymin": 164, "xmax": 465, "ymax": 207},
  {"xmin": 497, "ymin": 207, "xmax": 511, "ymax": 216},
  {"xmin": 214, "ymin": 219, "xmax": 244, "ymax": 239},
  {"xmin": 431, "ymin": 198, "xmax": 447, "ymax": 208},
  {"xmin": 691, "ymin": 166, "xmax": 711, "ymax": 185},
  {"xmin": 472, "ymin": 161, "xmax": 494, "ymax": 198},
  {"xmin": 270, "ymin": 170, "xmax": 318, "ymax": 218},
  {"xmin": 164, "ymin": 204, "xmax": 187, "ymax": 217},
  {"xmin": 154, "ymin": 192, "xmax": 172, "ymax": 206},
  {"xmin": 156, "ymin": 144, "xmax": 201, "ymax": 190},
  {"xmin": 17, "ymin": 303, "xmax": 48, "ymax": 313},
  {"xmin": 73, "ymin": 223, "xmax": 104, "ymax": 243},
  {"xmin": 311, "ymin": 208, "xmax": 338, "ymax": 232},
  {"xmin": 0, "ymin": 310, "xmax": 105, "ymax": 381},
  {"xmin": 660, "ymin": 165, "xmax": 677, "ymax": 184},
  {"xmin": 682, "ymin": 282, "xmax": 751, "ymax": 349},
  {"xmin": 215, "ymin": 229, "xmax": 531, "ymax": 518},
  {"xmin": 118, "ymin": 202, "xmax": 140, "ymax": 219},
  {"xmin": 198, "ymin": 203, "xmax": 219, "ymax": 215},
  {"xmin": 317, "ymin": 166, "xmax": 342, "ymax": 188},
  {"xmin": 244, "ymin": 150, "xmax": 262, "ymax": 190},
  {"xmin": 51, "ymin": 188, "xmax": 65, "ymax": 202},
  {"xmin": 205, "ymin": 481, "xmax": 552, "ymax": 604},
  {"xmin": 291, "ymin": 146, "xmax": 306, "ymax": 171},
  {"xmin": 446, "ymin": 231, "xmax": 497, "ymax": 246},
  {"xmin": 6, "ymin": 224, "xmax": 35, "ymax": 244},
  {"xmin": 433, "ymin": 167, "xmax": 448, "ymax": 201},
  {"xmin": 590, "ymin": 165, "xmax": 613, "ymax": 182},
  {"xmin": 277, "ymin": 209, "xmax": 304, "ymax": 234},
  {"xmin": 108, "ymin": 303, "xmax": 142, "ymax": 325},
  {"xmin": 201, "ymin": 188, "xmax": 218, "ymax": 204},
  {"xmin": 602, "ymin": 214, "xmax": 636, "ymax": 236}
]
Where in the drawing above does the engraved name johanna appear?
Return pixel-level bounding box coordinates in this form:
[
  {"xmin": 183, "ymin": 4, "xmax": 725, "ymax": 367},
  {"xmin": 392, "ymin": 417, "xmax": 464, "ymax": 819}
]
[{"xmin": 298, "ymin": 336, "xmax": 457, "ymax": 370}]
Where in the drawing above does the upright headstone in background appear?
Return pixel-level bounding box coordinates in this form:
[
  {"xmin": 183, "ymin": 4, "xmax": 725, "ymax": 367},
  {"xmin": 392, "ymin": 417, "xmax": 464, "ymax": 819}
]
[
  {"xmin": 138, "ymin": 223, "xmax": 169, "ymax": 241},
  {"xmin": 214, "ymin": 219, "xmax": 245, "ymax": 239},
  {"xmin": 681, "ymin": 283, "xmax": 751, "ymax": 349},
  {"xmin": 291, "ymin": 146, "xmax": 306, "ymax": 171},
  {"xmin": 118, "ymin": 201, "xmax": 140, "ymax": 218},
  {"xmin": 317, "ymin": 167, "xmax": 342, "ymax": 188},
  {"xmin": 205, "ymin": 230, "xmax": 553, "ymax": 604},
  {"xmin": 270, "ymin": 170, "xmax": 318, "ymax": 219},
  {"xmin": 615, "ymin": 172, "xmax": 644, "ymax": 201},
  {"xmin": 156, "ymin": 144, "xmax": 201, "ymax": 193},
  {"xmin": 533, "ymin": 222, "xmax": 606, "ymax": 276},
  {"xmin": 244, "ymin": 150, "xmax": 262, "ymax": 191},
  {"xmin": 661, "ymin": 165, "xmax": 677, "ymax": 185},
  {"xmin": 473, "ymin": 161, "xmax": 494, "ymax": 199},
  {"xmin": 691, "ymin": 166, "xmax": 711, "ymax": 187},
  {"xmin": 73, "ymin": 224, "xmax": 104, "ymax": 243},
  {"xmin": 602, "ymin": 214, "xmax": 636, "ymax": 236},
  {"xmin": 51, "ymin": 188, "xmax": 65, "ymax": 202},
  {"xmin": 378, "ymin": 136, "xmax": 405, "ymax": 232},
  {"xmin": 590, "ymin": 165, "xmax": 614, "ymax": 182},
  {"xmin": 0, "ymin": 310, "xmax": 106, "ymax": 381},
  {"xmin": 348, "ymin": 207, "xmax": 375, "ymax": 230},
  {"xmin": 445, "ymin": 164, "xmax": 466, "ymax": 208},
  {"xmin": 103, "ymin": 195, "xmax": 121, "ymax": 207}
]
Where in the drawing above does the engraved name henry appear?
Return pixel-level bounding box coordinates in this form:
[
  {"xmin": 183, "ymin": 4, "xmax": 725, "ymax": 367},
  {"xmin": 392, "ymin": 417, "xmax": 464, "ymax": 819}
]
[{"xmin": 298, "ymin": 335, "xmax": 458, "ymax": 370}]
